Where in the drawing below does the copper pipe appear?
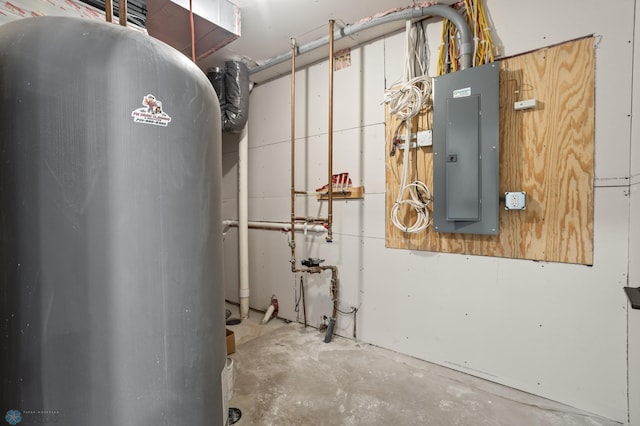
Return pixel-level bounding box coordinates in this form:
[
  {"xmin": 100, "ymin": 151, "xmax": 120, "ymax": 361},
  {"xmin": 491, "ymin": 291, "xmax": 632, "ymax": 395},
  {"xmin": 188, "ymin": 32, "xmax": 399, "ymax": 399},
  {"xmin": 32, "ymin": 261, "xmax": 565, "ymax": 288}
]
[
  {"xmin": 320, "ymin": 265, "xmax": 338, "ymax": 319},
  {"xmin": 294, "ymin": 265, "xmax": 337, "ymax": 318},
  {"xmin": 294, "ymin": 217, "xmax": 328, "ymax": 223},
  {"xmin": 105, "ymin": 0, "xmax": 112, "ymax": 22},
  {"xmin": 188, "ymin": 0, "xmax": 195, "ymax": 62},
  {"xmin": 288, "ymin": 28, "xmax": 340, "ymax": 333},
  {"xmin": 293, "ymin": 264, "xmax": 338, "ymax": 336},
  {"xmin": 118, "ymin": 0, "xmax": 127, "ymax": 26},
  {"xmin": 290, "ymin": 38, "xmax": 297, "ymax": 272},
  {"xmin": 326, "ymin": 19, "xmax": 335, "ymax": 243}
]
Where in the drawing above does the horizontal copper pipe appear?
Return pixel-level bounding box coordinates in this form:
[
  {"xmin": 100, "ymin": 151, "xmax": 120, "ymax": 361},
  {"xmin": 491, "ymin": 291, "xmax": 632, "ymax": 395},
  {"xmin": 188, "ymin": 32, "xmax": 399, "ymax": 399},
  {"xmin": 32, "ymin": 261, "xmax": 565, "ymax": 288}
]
[{"xmin": 294, "ymin": 217, "xmax": 328, "ymax": 223}]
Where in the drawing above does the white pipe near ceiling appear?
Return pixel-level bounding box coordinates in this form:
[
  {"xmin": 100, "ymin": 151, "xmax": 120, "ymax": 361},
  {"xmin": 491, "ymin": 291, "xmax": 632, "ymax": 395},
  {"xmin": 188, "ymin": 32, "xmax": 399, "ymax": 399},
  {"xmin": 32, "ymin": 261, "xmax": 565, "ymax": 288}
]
[
  {"xmin": 223, "ymin": 220, "xmax": 327, "ymax": 233},
  {"xmin": 248, "ymin": 3, "xmax": 473, "ymax": 76},
  {"xmin": 238, "ymin": 124, "xmax": 250, "ymax": 320}
]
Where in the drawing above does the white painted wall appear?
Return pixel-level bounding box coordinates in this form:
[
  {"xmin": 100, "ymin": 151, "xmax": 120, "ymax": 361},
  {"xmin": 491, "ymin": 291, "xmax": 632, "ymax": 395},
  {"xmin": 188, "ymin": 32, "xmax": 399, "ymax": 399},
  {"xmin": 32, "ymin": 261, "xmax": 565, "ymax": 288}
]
[
  {"xmin": 628, "ymin": 2, "xmax": 640, "ymax": 424},
  {"xmin": 222, "ymin": 0, "xmax": 639, "ymax": 422},
  {"xmin": 630, "ymin": 182, "xmax": 640, "ymax": 425},
  {"xmin": 222, "ymin": 133, "xmax": 240, "ymax": 302}
]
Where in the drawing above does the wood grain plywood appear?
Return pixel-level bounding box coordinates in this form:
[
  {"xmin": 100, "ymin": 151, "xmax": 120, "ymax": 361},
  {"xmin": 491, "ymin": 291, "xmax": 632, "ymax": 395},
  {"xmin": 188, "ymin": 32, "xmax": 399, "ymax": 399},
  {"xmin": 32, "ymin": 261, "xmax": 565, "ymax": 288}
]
[{"xmin": 385, "ymin": 37, "xmax": 594, "ymax": 265}]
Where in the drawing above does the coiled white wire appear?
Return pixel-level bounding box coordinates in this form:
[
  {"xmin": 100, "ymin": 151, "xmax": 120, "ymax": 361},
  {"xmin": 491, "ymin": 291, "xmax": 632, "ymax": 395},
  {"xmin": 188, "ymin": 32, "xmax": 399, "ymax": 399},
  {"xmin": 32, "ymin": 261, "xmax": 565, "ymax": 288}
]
[
  {"xmin": 391, "ymin": 180, "xmax": 432, "ymax": 233},
  {"xmin": 385, "ymin": 75, "xmax": 432, "ymax": 121},
  {"xmin": 386, "ymin": 21, "xmax": 433, "ymax": 233}
]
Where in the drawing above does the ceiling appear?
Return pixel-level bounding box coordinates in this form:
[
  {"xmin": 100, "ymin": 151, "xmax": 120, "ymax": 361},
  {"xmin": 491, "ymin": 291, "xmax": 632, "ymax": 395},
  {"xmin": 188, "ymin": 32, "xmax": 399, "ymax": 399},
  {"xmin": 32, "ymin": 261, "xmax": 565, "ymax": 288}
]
[{"xmin": 197, "ymin": 0, "xmax": 458, "ymax": 83}]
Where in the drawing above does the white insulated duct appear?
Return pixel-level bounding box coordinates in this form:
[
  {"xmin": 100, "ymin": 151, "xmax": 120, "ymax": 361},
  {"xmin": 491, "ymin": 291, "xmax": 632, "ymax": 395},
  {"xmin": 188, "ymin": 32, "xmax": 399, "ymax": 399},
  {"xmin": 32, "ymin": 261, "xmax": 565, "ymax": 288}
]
[{"xmin": 208, "ymin": 61, "xmax": 250, "ymax": 133}]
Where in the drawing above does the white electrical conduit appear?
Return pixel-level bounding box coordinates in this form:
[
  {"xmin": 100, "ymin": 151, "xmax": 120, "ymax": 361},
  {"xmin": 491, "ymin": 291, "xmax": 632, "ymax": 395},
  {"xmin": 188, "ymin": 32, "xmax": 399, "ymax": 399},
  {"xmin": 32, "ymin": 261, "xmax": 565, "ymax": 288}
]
[
  {"xmin": 223, "ymin": 220, "xmax": 327, "ymax": 233},
  {"xmin": 238, "ymin": 124, "xmax": 250, "ymax": 319},
  {"xmin": 248, "ymin": 4, "xmax": 472, "ymax": 76}
]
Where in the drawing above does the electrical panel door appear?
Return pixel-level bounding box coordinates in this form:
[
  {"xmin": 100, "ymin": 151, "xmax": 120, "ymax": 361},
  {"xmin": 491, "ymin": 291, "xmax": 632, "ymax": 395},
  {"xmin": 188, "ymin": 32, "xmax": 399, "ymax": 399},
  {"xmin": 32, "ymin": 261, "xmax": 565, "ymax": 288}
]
[{"xmin": 432, "ymin": 62, "xmax": 499, "ymax": 235}]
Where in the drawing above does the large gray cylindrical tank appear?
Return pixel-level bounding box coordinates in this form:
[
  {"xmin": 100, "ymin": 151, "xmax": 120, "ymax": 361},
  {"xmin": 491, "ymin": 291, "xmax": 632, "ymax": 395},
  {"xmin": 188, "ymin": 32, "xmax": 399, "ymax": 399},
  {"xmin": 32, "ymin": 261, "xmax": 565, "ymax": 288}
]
[{"xmin": 0, "ymin": 17, "xmax": 225, "ymax": 425}]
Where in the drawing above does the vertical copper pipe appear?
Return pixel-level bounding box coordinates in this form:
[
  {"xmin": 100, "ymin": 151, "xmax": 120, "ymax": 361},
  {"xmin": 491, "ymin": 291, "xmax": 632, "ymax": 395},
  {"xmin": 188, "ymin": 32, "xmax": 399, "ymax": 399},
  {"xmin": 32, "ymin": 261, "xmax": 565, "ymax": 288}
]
[
  {"xmin": 189, "ymin": 0, "xmax": 196, "ymax": 62},
  {"xmin": 119, "ymin": 0, "xmax": 127, "ymax": 26},
  {"xmin": 290, "ymin": 38, "xmax": 297, "ymax": 271},
  {"xmin": 105, "ymin": 0, "xmax": 113, "ymax": 22},
  {"xmin": 326, "ymin": 19, "xmax": 335, "ymax": 243}
]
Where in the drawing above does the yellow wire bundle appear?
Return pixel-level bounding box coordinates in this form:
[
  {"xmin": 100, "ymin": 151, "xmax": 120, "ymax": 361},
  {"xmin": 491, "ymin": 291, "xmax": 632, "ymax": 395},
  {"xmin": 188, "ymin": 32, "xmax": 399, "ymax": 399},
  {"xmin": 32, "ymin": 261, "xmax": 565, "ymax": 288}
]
[{"xmin": 437, "ymin": 0, "xmax": 495, "ymax": 75}]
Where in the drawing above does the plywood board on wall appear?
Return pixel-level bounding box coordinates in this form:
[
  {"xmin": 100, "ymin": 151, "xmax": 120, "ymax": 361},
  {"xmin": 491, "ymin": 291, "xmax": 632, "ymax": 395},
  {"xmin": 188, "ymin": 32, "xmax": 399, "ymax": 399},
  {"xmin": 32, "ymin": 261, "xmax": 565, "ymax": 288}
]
[{"xmin": 385, "ymin": 37, "xmax": 594, "ymax": 265}]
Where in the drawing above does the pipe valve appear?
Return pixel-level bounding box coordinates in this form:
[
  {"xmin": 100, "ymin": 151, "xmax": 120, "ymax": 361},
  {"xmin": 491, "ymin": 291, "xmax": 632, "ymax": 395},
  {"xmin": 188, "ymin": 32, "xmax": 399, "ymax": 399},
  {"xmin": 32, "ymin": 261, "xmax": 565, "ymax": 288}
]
[{"xmin": 301, "ymin": 258, "xmax": 324, "ymax": 267}]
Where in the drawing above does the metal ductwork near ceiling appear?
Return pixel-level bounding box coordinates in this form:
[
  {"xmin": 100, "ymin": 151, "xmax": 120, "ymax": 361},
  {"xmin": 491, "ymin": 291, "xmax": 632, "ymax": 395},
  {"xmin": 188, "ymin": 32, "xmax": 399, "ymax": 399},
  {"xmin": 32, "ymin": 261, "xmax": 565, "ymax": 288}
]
[{"xmin": 146, "ymin": 0, "xmax": 240, "ymax": 61}]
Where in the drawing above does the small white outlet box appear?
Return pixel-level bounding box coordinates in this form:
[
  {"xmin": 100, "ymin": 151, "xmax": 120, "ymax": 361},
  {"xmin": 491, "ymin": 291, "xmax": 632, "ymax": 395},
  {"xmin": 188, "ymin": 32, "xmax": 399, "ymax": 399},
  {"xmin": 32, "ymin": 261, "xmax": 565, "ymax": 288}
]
[
  {"xmin": 505, "ymin": 192, "xmax": 526, "ymax": 210},
  {"xmin": 514, "ymin": 99, "xmax": 537, "ymax": 111},
  {"xmin": 398, "ymin": 130, "xmax": 432, "ymax": 149}
]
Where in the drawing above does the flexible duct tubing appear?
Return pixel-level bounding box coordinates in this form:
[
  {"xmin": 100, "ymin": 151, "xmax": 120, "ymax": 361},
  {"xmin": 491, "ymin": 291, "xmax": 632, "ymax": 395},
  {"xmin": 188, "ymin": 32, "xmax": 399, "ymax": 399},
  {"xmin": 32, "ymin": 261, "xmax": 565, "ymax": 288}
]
[
  {"xmin": 248, "ymin": 4, "xmax": 473, "ymax": 76},
  {"xmin": 209, "ymin": 61, "xmax": 250, "ymax": 133}
]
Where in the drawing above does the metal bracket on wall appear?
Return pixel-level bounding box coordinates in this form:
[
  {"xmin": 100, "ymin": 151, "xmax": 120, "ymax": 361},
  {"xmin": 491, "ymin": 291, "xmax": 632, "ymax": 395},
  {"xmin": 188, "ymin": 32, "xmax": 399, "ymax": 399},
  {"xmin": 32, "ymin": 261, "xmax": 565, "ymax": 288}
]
[
  {"xmin": 317, "ymin": 186, "xmax": 365, "ymax": 200},
  {"xmin": 396, "ymin": 130, "xmax": 433, "ymax": 150},
  {"xmin": 624, "ymin": 287, "xmax": 640, "ymax": 309}
]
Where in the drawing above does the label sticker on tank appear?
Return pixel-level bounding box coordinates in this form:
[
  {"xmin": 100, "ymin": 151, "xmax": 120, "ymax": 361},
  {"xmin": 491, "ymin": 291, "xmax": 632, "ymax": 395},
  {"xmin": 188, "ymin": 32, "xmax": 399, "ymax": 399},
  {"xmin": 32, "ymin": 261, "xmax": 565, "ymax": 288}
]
[{"xmin": 131, "ymin": 94, "xmax": 172, "ymax": 127}]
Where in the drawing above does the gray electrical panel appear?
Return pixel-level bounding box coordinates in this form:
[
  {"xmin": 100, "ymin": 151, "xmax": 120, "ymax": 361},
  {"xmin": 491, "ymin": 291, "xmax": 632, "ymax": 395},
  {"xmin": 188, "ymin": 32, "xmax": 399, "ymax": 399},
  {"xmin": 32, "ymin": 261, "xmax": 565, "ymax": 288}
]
[{"xmin": 432, "ymin": 62, "xmax": 500, "ymax": 235}]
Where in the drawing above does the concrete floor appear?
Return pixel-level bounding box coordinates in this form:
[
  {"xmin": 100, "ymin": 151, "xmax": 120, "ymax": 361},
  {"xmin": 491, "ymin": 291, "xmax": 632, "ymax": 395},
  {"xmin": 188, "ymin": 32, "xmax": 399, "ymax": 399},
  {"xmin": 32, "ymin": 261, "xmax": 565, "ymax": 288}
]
[{"xmin": 225, "ymin": 305, "xmax": 620, "ymax": 426}]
